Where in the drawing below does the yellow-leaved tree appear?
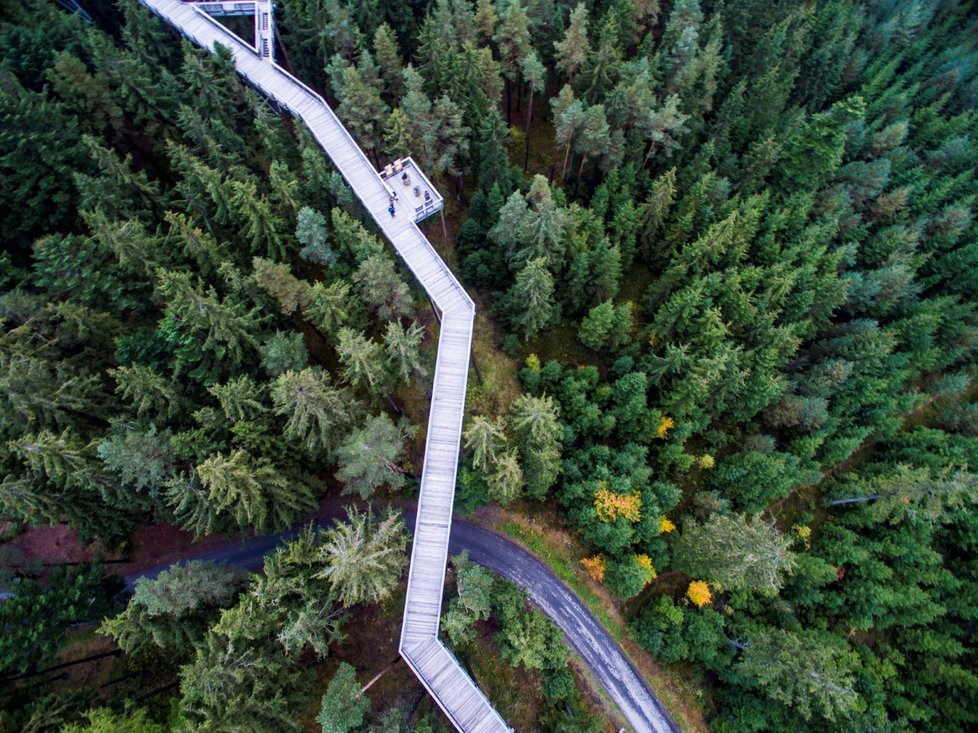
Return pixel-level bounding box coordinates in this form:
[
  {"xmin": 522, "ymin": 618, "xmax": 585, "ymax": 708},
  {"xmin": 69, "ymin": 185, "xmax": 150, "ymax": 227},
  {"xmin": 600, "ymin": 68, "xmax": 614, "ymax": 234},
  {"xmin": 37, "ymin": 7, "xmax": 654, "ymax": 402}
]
[
  {"xmin": 580, "ymin": 554, "xmax": 606, "ymax": 582},
  {"xmin": 594, "ymin": 482, "xmax": 642, "ymax": 522},
  {"xmin": 687, "ymin": 580, "xmax": 713, "ymax": 608}
]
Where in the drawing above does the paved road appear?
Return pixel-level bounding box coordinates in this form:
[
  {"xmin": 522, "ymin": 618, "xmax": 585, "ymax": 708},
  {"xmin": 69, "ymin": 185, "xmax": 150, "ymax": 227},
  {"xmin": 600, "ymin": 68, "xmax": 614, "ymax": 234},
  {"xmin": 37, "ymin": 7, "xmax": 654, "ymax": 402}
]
[{"xmin": 126, "ymin": 512, "xmax": 681, "ymax": 733}]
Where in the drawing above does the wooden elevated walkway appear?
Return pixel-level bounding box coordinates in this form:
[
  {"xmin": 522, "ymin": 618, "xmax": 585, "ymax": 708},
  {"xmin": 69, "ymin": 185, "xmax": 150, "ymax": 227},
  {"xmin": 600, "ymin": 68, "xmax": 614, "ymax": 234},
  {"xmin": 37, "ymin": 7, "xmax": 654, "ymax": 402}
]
[{"xmin": 135, "ymin": 2, "xmax": 510, "ymax": 731}]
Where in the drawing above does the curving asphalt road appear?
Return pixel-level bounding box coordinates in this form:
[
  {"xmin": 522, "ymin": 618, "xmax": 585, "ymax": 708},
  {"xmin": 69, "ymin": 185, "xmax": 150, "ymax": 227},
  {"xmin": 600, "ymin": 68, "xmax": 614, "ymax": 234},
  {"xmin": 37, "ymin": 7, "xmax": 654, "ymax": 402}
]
[{"xmin": 126, "ymin": 511, "xmax": 680, "ymax": 733}]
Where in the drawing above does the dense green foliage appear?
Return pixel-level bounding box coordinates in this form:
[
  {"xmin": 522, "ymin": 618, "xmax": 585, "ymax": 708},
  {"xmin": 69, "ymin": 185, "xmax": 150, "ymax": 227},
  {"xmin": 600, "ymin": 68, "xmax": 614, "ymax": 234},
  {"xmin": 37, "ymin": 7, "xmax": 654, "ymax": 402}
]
[
  {"xmin": 3, "ymin": 0, "xmax": 978, "ymax": 731},
  {"xmin": 0, "ymin": 0, "xmax": 428, "ymax": 547},
  {"xmin": 1, "ymin": 563, "xmax": 119, "ymax": 676},
  {"xmin": 443, "ymin": 0, "xmax": 978, "ymax": 730},
  {"xmin": 317, "ymin": 662, "xmax": 370, "ymax": 733},
  {"xmin": 100, "ymin": 561, "xmax": 249, "ymax": 658}
]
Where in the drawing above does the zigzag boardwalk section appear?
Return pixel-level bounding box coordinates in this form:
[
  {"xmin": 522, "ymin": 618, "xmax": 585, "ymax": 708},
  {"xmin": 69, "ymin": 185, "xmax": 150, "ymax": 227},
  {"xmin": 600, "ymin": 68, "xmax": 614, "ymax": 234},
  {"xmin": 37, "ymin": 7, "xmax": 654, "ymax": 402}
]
[{"xmin": 135, "ymin": 2, "xmax": 510, "ymax": 731}]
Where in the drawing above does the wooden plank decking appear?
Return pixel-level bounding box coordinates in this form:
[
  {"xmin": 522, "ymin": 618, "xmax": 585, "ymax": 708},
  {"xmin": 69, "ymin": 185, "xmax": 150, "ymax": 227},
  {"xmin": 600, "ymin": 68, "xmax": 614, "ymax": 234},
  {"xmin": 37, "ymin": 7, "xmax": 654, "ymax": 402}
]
[{"xmin": 135, "ymin": 3, "xmax": 510, "ymax": 731}]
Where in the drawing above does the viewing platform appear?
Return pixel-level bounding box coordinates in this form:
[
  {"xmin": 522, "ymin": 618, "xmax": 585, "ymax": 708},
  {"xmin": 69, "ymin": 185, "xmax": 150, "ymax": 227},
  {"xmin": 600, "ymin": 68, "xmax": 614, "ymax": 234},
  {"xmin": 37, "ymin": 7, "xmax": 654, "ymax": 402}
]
[{"xmin": 381, "ymin": 157, "xmax": 444, "ymax": 223}]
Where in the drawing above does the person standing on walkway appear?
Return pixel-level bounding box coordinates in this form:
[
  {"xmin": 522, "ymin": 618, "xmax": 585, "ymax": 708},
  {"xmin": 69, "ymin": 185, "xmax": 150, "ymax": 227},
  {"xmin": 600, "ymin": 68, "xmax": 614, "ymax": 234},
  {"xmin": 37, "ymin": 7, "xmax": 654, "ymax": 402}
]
[{"xmin": 388, "ymin": 196, "xmax": 396, "ymax": 218}]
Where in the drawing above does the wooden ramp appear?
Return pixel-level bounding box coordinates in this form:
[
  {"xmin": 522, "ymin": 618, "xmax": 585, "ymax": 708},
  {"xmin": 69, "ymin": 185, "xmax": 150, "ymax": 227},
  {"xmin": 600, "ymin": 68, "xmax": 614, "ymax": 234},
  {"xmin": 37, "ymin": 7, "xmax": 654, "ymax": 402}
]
[{"xmin": 135, "ymin": 2, "xmax": 510, "ymax": 731}]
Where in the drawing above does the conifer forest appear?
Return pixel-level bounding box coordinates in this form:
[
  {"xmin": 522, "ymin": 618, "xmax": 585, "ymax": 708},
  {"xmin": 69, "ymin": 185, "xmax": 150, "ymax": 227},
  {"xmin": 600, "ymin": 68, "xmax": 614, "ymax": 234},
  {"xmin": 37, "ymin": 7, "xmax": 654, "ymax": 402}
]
[{"xmin": 1, "ymin": 0, "xmax": 978, "ymax": 732}]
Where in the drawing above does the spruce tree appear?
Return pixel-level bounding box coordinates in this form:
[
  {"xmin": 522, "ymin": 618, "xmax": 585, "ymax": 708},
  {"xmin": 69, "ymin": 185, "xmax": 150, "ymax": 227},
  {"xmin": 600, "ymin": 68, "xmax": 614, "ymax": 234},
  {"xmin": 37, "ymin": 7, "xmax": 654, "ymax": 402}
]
[{"xmin": 317, "ymin": 507, "xmax": 409, "ymax": 606}]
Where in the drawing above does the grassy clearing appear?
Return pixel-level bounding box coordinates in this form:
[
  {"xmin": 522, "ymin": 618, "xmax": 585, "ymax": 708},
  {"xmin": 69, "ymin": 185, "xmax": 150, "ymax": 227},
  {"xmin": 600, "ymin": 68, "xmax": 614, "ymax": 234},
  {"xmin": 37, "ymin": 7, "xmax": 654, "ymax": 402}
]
[{"xmin": 521, "ymin": 315, "xmax": 598, "ymax": 370}]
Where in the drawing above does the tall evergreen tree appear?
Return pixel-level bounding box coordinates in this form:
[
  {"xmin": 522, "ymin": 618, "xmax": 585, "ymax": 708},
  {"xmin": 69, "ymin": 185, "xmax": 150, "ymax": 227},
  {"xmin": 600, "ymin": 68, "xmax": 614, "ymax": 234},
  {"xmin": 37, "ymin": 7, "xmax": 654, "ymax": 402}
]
[
  {"xmin": 335, "ymin": 414, "xmax": 415, "ymax": 499},
  {"xmin": 317, "ymin": 507, "xmax": 409, "ymax": 606},
  {"xmin": 271, "ymin": 368, "xmax": 359, "ymax": 456}
]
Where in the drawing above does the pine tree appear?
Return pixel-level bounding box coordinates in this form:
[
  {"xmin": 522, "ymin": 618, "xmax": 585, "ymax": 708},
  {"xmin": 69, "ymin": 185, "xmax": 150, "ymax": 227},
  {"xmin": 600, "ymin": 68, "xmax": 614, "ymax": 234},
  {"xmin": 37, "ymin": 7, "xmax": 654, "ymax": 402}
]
[
  {"xmin": 673, "ymin": 513, "xmax": 796, "ymax": 595},
  {"xmin": 75, "ymin": 136, "xmax": 163, "ymax": 221},
  {"xmin": 1, "ymin": 83, "xmax": 89, "ymax": 244},
  {"xmin": 252, "ymin": 258, "xmax": 313, "ymax": 319},
  {"xmin": 248, "ymin": 524, "xmax": 346, "ymax": 658},
  {"xmin": 353, "ymin": 256, "xmax": 413, "ymax": 321},
  {"xmin": 45, "ymin": 50, "xmax": 122, "ymax": 134},
  {"xmin": 228, "ymin": 177, "xmax": 287, "ymax": 259},
  {"xmin": 372, "ymin": 23, "xmax": 404, "ymax": 102},
  {"xmin": 317, "ymin": 662, "xmax": 369, "ymax": 733},
  {"xmin": 487, "ymin": 448, "xmax": 524, "ymax": 505},
  {"xmin": 82, "ymin": 210, "xmax": 163, "ymax": 279},
  {"xmin": 554, "ymin": 3, "xmax": 589, "ymax": 83},
  {"xmin": 505, "ymin": 258, "xmax": 558, "ymax": 339},
  {"xmin": 155, "ymin": 269, "xmax": 260, "ymax": 370},
  {"xmin": 777, "ymin": 96, "xmax": 866, "ymax": 192},
  {"xmin": 628, "ymin": 0, "xmax": 661, "ymax": 43},
  {"xmin": 606, "ymin": 57, "xmax": 655, "ymax": 133},
  {"xmin": 9, "ymin": 428, "xmax": 97, "ymax": 493},
  {"xmin": 383, "ymin": 320, "xmax": 427, "ymax": 384},
  {"xmin": 574, "ymin": 104, "xmax": 610, "ymax": 181},
  {"xmin": 165, "ymin": 211, "xmax": 225, "ymax": 277},
  {"xmin": 491, "ymin": 177, "xmax": 570, "ymax": 270},
  {"xmin": 579, "ymin": 300, "xmax": 633, "ymax": 351},
  {"xmin": 96, "ymin": 422, "xmax": 175, "ymax": 499},
  {"xmin": 317, "ymin": 507, "xmax": 409, "ymax": 606},
  {"xmin": 580, "ymin": 18, "xmax": 622, "ymax": 103},
  {"xmin": 295, "ymin": 207, "xmax": 337, "ymax": 268},
  {"xmin": 208, "ymin": 375, "xmax": 267, "ymax": 422},
  {"xmin": 335, "ymin": 414, "xmax": 415, "ymax": 499},
  {"xmin": 271, "ymin": 367, "xmax": 359, "ymax": 456},
  {"xmin": 336, "ymin": 61, "xmax": 389, "ymax": 162},
  {"xmin": 397, "ymin": 65, "xmax": 432, "ymax": 153},
  {"xmin": 1, "ymin": 346, "xmax": 105, "ymax": 438},
  {"xmin": 100, "ymin": 561, "xmax": 247, "ymax": 657},
  {"xmin": 509, "ymin": 393, "xmax": 562, "ymax": 499},
  {"xmin": 474, "ymin": 0, "xmax": 498, "ymax": 42},
  {"xmin": 494, "ymin": 583, "xmax": 567, "ymax": 672},
  {"xmin": 520, "ymin": 50, "xmax": 546, "ymax": 170},
  {"xmin": 442, "ymin": 551, "xmax": 495, "ymax": 647},
  {"xmin": 111, "ymin": 364, "xmax": 183, "ymax": 423},
  {"xmin": 384, "ymin": 107, "xmax": 416, "ymax": 160},
  {"xmin": 737, "ymin": 627, "xmax": 860, "ymax": 722},
  {"xmin": 477, "ymin": 107, "xmax": 511, "ymax": 191},
  {"xmin": 260, "ymin": 331, "xmax": 309, "ymax": 376},
  {"xmin": 490, "ymin": 190, "xmax": 530, "ymax": 264},
  {"xmin": 178, "ymin": 629, "xmax": 305, "ymax": 732},
  {"xmin": 307, "ymin": 280, "xmax": 358, "ymax": 335},
  {"xmin": 431, "ymin": 94, "xmax": 471, "ymax": 180},
  {"xmin": 196, "ymin": 449, "xmax": 316, "ymax": 533},
  {"xmin": 493, "ymin": 0, "xmax": 532, "ymax": 123},
  {"xmin": 552, "ymin": 84, "xmax": 585, "ymax": 181},
  {"xmin": 464, "ymin": 415, "xmax": 508, "ymax": 473},
  {"xmin": 336, "ymin": 328, "xmax": 389, "ymax": 396},
  {"xmin": 639, "ymin": 94, "xmax": 689, "ymax": 170},
  {"xmin": 1, "ymin": 563, "xmax": 117, "ymax": 676}
]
